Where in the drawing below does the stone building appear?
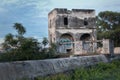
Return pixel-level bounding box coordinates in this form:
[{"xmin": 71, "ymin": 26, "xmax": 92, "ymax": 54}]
[{"xmin": 48, "ymin": 8, "xmax": 97, "ymax": 54}]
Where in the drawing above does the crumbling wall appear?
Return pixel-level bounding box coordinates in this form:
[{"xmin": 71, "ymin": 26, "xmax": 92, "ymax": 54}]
[
  {"xmin": 48, "ymin": 8, "xmax": 97, "ymax": 54},
  {"xmin": 102, "ymin": 39, "xmax": 114, "ymax": 55},
  {"xmin": 56, "ymin": 16, "xmax": 96, "ymax": 29},
  {"xmin": 114, "ymin": 47, "xmax": 120, "ymax": 54},
  {"xmin": 0, "ymin": 55, "xmax": 107, "ymax": 80}
]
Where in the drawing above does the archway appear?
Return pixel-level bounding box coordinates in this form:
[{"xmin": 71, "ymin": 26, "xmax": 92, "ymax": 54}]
[
  {"xmin": 80, "ymin": 33, "xmax": 92, "ymax": 53},
  {"xmin": 59, "ymin": 33, "xmax": 74, "ymax": 53},
  {"xmin": 80, "ymin": 33, "xmax": 91, "ymax": 41}
]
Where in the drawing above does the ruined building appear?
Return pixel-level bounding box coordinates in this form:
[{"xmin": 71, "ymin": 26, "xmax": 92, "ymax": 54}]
[{"xmin": 48, "ymin": 8, "xmax": 97, "ymax": 54}]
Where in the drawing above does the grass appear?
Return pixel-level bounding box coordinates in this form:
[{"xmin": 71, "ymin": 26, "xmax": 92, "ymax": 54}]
[{"xmin": 34, "ymin": 59, "xmax": 120, "ymax": 80}]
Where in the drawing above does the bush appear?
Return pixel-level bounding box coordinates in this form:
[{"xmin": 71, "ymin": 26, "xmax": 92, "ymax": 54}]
[
  {"xmin": 0, "ymin": 38, "xmax": 56, "ymax": 62},
  {"xmin": 0, "ymin": 49, "xmax": 54, "ymax": 62}
]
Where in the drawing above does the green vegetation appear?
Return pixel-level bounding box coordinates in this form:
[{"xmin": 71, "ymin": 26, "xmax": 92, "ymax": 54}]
[
  {"xmin": 0, "ymin": 23, "xmax": 56, "ymax": 62},
  {"xmin": 97, "ymin": 11, "xmax": 120, "ymax": 47},
  {"xmin": 35, "ymin": 59, "xmax": 120, "ymax": 80}
]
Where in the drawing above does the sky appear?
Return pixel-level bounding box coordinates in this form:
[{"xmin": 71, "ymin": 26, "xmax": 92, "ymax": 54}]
[{"xmin": 0, "ymin": 0, "xmax": 120, "ymax": 43}]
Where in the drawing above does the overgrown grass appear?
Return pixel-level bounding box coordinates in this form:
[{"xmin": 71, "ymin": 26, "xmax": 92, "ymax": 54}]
[{"xmin": 35, "ymin": 59, "xmax": 120, "ymax": 80}]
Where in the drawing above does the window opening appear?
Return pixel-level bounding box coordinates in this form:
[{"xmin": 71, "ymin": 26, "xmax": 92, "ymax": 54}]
[{"xmin": 64, "ymin": 17, "xmax": 68, "ymax": 25}]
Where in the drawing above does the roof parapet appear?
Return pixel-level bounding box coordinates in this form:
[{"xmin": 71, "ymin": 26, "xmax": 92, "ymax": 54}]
[{"xmin": 48, "ymin": 8, "xmax": 95, "ymax": 15}]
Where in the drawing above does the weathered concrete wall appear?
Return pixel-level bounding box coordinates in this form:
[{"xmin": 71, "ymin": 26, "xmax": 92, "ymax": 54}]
[
  {"xmin": 0, "ymin": 55, "xmax": 108, "ymax": 80},
  {"xmin": 48, "ymin": 8, "xmax": 97, "ymax": 54},
  {"xmin": 114, "ymin": 47, "xmax": 120, "ymax": 54},
  {"xmin": 56, "ymin": 16, "xmax": 96, "ymax": 28}
]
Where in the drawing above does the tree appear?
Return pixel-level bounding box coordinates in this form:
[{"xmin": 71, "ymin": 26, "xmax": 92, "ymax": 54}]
[
  {"xmin": 4, "ymin": 33, "xmax": 14, "ymax": 43},
  {"xmin": 97, "ymin": 11, "xmax": 120, "ymax": 47},
  {"xmin": 2, "ymin": 23, "xmax": 26, "ymax": 50},
  {"xmin": 1, "ymin": 23, "xmax": 56, "ymax": 61},
  {"xmin": 42, "ymin": 37, "xmax": 49, "ymax": 48},
  {"xmin": 48, "ymin": 43, "xmax": 57, "ymax": 56},
  {"xmin": 13, "ymin": 23, "xmax": 26, "ymax": 36},
  {"xmin": 3, "ymin": 33, "xmax": 18, "ymax": 50},
  {"xmin": 19, "ymin": 38, "xmax": 40, "ymax": 53},
  {"xmin": 1, "ymin": 23, "xmax": 42, "ymax": 61},
  {"xmin": 16, "ymin": 38, "xmax": 40, "ymax": 60}
]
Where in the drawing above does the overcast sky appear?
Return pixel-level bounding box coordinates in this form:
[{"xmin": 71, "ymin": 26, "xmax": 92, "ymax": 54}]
[{"xmin": 0, "ymin": 0, "xmax": 120, "ymax": 43}]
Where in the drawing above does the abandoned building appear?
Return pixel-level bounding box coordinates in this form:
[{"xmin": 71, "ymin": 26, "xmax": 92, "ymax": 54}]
[{"xmin": 48, "ymin": 8, "xmax": 97, "ymax": 54}]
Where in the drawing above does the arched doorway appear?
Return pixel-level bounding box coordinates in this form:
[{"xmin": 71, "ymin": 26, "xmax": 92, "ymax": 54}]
[
  {"xmin": 59, "ymin": 33, "xmax": 74, "ymax": 53},
  {"xmin": 80, "ymin": 33, "xmax": 92, "ymax": 53}
]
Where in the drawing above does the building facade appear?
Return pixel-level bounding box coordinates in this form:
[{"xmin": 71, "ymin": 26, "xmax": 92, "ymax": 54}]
[{"xmin": 48, "ymin": 8, "xmax": 97, "ymax": 54}]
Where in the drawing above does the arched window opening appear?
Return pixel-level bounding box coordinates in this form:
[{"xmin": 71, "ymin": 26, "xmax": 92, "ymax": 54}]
[{"xmin": 80, "ymin": 33, "xmax": 91, "ymax": 41}]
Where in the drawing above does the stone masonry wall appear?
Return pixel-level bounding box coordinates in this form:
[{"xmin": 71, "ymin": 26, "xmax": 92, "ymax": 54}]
[
  {"xmin": 56, "ymin": 16, "xmax": 96, "ymax": 29},
  {"xmin": 0, "ymin": 55, "xmax": 108, "ymax": 80}
]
